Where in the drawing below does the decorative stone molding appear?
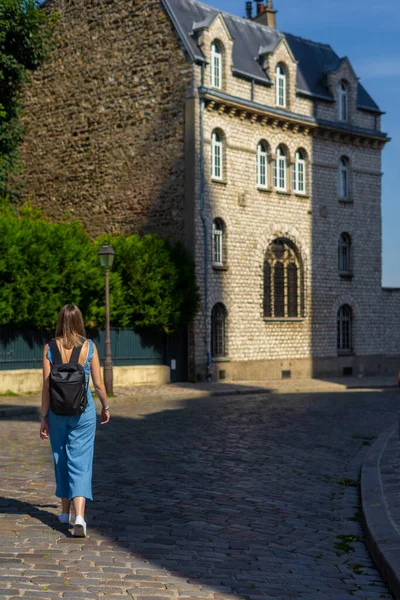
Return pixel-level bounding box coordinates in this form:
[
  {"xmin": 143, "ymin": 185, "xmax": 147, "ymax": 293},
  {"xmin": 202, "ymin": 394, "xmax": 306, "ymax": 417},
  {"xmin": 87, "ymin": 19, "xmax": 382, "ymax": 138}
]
[{"xmin": 201, "ymin": 89, "xmax": 389, "ymax": 149}]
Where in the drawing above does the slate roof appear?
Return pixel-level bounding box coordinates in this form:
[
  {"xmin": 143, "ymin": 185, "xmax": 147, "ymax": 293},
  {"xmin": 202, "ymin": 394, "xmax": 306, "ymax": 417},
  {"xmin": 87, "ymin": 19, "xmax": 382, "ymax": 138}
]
[{"xmin": 162, "ymin": 0, "xmax": 381, "ymax": 113}]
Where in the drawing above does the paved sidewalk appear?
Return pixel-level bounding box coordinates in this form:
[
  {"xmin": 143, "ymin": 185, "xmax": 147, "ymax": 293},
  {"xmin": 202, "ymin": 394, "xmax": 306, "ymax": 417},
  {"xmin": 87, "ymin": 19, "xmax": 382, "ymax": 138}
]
[
  {"xmin": 362, "ymin": 421, "xmax": 400, "ymax": 599},
  {"xmin": 0, "ymin": 375, "xmax": 398, "ymax": 419},
  {"xmin": 1, "ymin": 386, "xmax": 399, "ymax": 599}
]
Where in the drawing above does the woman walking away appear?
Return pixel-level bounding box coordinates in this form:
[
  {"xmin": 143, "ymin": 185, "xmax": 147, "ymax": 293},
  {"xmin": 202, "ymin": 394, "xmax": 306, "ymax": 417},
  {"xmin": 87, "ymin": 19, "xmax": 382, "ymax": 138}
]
[{"xmin": 39, "ymin": 304, "xmax": 110, "ymax": 537}]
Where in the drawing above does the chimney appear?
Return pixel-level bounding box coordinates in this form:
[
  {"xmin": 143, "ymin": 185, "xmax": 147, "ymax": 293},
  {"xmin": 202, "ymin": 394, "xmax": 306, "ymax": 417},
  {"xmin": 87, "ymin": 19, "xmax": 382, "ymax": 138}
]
[
  {"xmin": 253, "ymin": 0, "xmax": 277, "ymax": 28},
  {"xmin": 245, "ymin": 1, "xmax": 253, "ymax": 19}
]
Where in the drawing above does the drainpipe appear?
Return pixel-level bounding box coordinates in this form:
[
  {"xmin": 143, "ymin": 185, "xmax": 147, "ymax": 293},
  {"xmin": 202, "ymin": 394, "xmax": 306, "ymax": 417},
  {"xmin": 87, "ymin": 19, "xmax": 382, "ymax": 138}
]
[{"xmin": 199, "ymin": 64, "xmax": 211, "ymax": 381}]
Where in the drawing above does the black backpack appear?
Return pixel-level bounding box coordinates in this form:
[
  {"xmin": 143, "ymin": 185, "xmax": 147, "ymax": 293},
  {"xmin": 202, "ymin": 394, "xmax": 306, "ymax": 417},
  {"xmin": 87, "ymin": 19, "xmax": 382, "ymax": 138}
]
[{"xmin": 48, "ymin": 339, "xmax": 88, "ymax": 416}]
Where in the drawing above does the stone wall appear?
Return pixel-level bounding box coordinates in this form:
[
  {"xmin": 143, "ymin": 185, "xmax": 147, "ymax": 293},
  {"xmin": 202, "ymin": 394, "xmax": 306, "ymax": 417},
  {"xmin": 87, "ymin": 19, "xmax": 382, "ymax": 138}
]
[
  {"xmin": 190, "ymin": 19, "xmax": 386, "ymax": 380},
  {"xmin": 382, "ymin": 289, "xmax": 400, "ymax": 357},
  {"xmin": 20, "ymin": 0, "xmax": 192, "ymax": 240}
]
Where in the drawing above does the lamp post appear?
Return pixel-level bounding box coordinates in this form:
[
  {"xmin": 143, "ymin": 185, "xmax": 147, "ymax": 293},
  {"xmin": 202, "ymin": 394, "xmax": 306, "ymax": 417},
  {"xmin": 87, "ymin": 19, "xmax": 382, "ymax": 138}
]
[{"xmin": 98, "ymin": 243, "xmax": 115, "ymax": 395}]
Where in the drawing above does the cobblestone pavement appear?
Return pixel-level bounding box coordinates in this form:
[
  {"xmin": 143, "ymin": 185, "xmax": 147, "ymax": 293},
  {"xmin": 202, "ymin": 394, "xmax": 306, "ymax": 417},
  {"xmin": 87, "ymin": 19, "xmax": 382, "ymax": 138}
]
[
  {"xmin": 0, "ymin": 388, "xmax": 399, "ymax": 600},
  {"xmin": 378, "ymin": 425, "xmax": 400, "ymax": 541}
]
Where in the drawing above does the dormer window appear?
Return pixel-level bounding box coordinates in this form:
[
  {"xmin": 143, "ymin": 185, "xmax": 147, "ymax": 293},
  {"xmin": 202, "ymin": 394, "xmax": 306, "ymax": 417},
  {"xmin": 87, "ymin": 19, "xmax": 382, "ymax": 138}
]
[
  {"xmin": 211, "ymin": 42, "xmax": 222, "ymax": 89},
  {"xmin": 275, "ymin": 64, "xmax": 287, "ymax": 108},
  {"xmin": 338, "ymin": 81, "xmax": 349, "ymax": 122}
]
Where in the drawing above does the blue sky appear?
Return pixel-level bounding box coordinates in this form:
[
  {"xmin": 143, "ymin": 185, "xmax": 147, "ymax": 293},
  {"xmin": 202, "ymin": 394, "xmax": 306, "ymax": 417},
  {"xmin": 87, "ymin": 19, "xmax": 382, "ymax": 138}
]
[{"xmin": 203, "ymin": 0, "xmax": 400, "ymax": 286}]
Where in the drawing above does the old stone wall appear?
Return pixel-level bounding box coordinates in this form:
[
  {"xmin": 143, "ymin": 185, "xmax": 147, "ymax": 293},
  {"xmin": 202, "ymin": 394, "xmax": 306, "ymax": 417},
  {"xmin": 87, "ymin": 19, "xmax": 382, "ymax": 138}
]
[
  {"xmin": 20, "ymin": 0, "xmax": 192, "ymax": 239},
  {"xmin": 382, "ymin": 289, "xmax": 400, "ymax": 356},
  {"xmin": 190, "ymin": 18, "xmax": 386, "ymax": 379}
]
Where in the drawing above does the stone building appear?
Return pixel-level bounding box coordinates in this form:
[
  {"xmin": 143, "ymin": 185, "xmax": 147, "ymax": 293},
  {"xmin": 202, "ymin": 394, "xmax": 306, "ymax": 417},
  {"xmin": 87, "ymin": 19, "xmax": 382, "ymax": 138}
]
[{"xmin": 20, "ymin": 0, "xmax": 400, "ymax": 380}]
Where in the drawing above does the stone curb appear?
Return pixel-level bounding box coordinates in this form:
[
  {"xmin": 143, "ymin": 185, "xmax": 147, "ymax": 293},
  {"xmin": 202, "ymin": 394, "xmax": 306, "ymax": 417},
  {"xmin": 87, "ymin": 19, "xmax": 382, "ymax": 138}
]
[
  {"xmin": 361, "ymin": 423, "xmax": 400, "ymax": 600},
  {"xmin": 347, "ymin": 383, "xmax": 399, "ymax": 390}
]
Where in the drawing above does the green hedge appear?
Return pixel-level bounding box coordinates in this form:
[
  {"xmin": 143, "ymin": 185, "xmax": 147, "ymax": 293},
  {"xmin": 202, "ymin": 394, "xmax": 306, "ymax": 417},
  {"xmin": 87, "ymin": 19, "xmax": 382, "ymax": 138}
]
[{"xmin": 0, "ymin": 205, "xmax": 199, "ymax": 333}]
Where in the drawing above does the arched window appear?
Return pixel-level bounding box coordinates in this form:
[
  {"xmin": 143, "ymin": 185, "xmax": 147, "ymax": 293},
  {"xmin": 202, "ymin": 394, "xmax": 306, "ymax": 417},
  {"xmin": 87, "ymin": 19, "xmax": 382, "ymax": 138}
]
[
  {"xmin": 293, "ymin": 150, "xmax": 306, "ymax": 194},
  {"xmin": 264, "ymin": 239, "xmax": 303, "ymax": 319},
  {"xmin": 212, "ymin": 219, "xmax": 226, "ymax": 267},
  {"xmin": 211, "ymin": 303, "xmax": 227, "ymax": 358},
  {"xmin": 339, "ymin": 157, "xmax": 349, "ymax": 200},
  {"xmin": 274, "ymin": 147, "xmax": 287, "ymax": 191},
  {"xmin": 338, "ymin": 81, "xmax": 348, "ymax": 122},
  {"xmin": 338, "ymin": 233, "xmax": 351, "ymax": 273},
  {"xmin": 276, "ymin": 64, "xmax": 287, "ymax": 108},
  {"xmin": 337, "ymin": 305, "xmax": 352, "ymax": 353},
  {"xmin": 257, "ymin": 141, "xmax": 268, "ymax": 188},
  {"xmin": 211, "ymin": 42, "xmax": 222, "ymax": 89},
  {"xmin": 211, "ymin": 130, "xmax": 223, "ymax": 180}
]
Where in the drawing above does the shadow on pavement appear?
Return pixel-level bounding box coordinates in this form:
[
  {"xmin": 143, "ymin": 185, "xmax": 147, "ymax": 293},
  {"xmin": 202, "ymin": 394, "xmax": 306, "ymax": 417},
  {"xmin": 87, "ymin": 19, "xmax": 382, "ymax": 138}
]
[{"xmin": 1, "ymin": 388, "xmax": 399, "ymax": 598}]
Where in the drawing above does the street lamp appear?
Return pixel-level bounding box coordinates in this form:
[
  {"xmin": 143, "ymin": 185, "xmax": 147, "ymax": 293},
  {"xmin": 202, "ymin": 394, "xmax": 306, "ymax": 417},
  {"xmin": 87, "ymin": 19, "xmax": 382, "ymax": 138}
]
[{"xmin": 98, "ymin": 243, "xmax": 115, "ymax": 394}]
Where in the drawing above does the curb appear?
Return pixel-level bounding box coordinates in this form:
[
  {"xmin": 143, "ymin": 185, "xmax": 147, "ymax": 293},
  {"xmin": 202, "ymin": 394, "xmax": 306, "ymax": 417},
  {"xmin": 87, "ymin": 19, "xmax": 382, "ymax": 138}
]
[
  {"xmin": 361, "ymin": 423, "xmax": 400, "ymax": 599},
  {"xmin": 347, "ymin": 384, "xmax": 399, "ymax": 390}
]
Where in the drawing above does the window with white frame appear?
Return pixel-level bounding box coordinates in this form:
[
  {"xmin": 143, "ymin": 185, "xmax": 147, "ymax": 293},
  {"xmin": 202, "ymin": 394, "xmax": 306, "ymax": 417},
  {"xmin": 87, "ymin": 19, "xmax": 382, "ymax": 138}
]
[
  {"xmin": 274, "ymin": 147, "xmax": 287, "ymax": 191},
  {"xmin": 276, "ymin": 65, "xmax": 287, "ymax": 108},
  {"xmin": 338, "ymin": 81, "xmax": 348, "ymax": 122},
  {"xmin": 257, "ymin": 142, "xmax": 268, "ymax": 188},
  {"xmin": 210, "ymin": 42, "xmax": 222, "ymax": 89},
  {"xmin": 338, "ymin": 233, "xmax": 352, "ymax": 273},
  {"xmin": 211, "ymin": 130, "xmax": 223, "ymax": 180},
  {"xmin": 212, "ymin": 219, "xmax": 226, "ymax": 267},
  {"xmin": 339, "ymin": 156, "xmax": 349, "ymax": 199},
  {"xmin": 337, "ymin": 304, "xmax": 352, "ymax": 353},
  {"xmin": 293, "ymin": 150, "xmax": 306, "ymax": 194},
  {"xmin": 211, "ymin": 303, "xmax": 227, "ymax": 358}
]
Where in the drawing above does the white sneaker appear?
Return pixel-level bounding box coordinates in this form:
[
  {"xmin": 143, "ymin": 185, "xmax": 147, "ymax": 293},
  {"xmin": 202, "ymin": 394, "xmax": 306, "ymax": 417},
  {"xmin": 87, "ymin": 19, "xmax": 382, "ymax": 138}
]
[
  {"xmin": 58, "ymin": 513, "xmax": 70, "ymax": 524},
  {"xmin": 73, "ymin": 515, "xmax": 87, "ymax": 537}
]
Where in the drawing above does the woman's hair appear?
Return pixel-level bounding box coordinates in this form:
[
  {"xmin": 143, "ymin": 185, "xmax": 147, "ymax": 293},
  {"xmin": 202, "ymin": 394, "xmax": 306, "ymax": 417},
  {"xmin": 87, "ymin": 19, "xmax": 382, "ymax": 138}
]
[{"xmin": 55, "ymin": 305, "xmax": 86, "ymax": 348}]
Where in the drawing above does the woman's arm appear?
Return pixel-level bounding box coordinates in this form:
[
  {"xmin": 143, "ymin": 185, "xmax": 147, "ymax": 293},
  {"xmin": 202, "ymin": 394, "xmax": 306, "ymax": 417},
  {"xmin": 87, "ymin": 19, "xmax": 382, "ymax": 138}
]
[
  {"xmin": 90, "ymin": 344, "xmax": 110, "ymax": 425},
  {"xmin": 40, "ymin": 344, "xmax": 51, "ymax": 440}
]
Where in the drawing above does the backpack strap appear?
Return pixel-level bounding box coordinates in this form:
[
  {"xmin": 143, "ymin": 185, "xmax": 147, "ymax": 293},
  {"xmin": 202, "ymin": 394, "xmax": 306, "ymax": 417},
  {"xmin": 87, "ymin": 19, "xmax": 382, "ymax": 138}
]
[
  {"xmin": 48, "ymin": 339, "xmax": 63, "ymax": 365},
  {"xmin": 70, "ymin": 343, "xmax": 83, "ymax": 364},
  {"xmin": 48, "ymin": 339, "xmax": 84, "ymax": 364}
]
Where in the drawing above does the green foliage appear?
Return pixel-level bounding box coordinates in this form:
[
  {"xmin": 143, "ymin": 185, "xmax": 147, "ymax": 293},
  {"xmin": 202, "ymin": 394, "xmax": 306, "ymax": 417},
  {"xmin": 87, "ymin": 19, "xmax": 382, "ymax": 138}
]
[
  {"xmin": 0, "ymin": 207, "xmax": 199, "ymax": 332},
  {"xmin": 0, "ymin": 0, "xmax": 58, "ymax": 193},
  {"xmin": 102, "ymin": 234, "xmax": 199, "ymax": 333}
]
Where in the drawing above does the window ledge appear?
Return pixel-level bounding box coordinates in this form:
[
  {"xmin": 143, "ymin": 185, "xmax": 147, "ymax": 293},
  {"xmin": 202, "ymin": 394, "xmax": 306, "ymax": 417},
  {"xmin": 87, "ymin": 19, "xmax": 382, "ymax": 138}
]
[
  {"xmin": 339, "ymin": 271, "xmax": 353, "ymax": 279},
  {"xmin": 257, "ymin": 186, "xmax": 272, "ymax": 193},
  {"xmin": 338, "ymin": 198, "xmax": 353, "ymax": 204},
  {"xmin": 337, "ymin": 350, "xmax": 355, "ymax": 356},
  {"xmin": 264, "ymin": 318, "xmax": 306, "ymax": 323},
  {"xmin": 212, "ymin": 264, "xmax": 229, "ymax": 272},
  {"xmin": 212, "ymin": 357, "xmax": 230, "ymax": 363},
  {"xmin": 211, "ymin": 178, "xmax": 228, "ymax": 186},
  {"xmin": 275, "ymin": 190, "xmax": 291, "ymax": 196},
  {"xmin": 294, "ymin": 193, "xmax": 310, "ymax": 199}
]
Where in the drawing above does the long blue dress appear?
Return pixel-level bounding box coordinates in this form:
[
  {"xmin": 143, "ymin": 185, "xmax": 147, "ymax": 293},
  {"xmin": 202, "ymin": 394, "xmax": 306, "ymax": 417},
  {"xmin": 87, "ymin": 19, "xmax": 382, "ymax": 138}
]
[{"xmin": 47, "ymin": 339, "xmax": 97, "ymax": 501}]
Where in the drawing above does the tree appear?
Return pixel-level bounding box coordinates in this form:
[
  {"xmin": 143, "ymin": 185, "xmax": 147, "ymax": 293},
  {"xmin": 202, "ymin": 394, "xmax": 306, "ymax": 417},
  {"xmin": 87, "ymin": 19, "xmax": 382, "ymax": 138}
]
[
  {"xmin": 0, "ymin": 206, "xmax": 200, "ymax": 333},
  {"xmin": 0, "ymin": 0, "xmax": 58, "ymax": 194}
]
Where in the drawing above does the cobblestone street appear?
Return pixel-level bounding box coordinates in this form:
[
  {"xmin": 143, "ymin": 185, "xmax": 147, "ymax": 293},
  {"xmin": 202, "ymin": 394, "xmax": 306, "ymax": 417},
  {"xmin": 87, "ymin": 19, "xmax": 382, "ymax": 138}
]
[{"xmin": 0, "ymin": 387, "xmax": 398, "ymax": 599}]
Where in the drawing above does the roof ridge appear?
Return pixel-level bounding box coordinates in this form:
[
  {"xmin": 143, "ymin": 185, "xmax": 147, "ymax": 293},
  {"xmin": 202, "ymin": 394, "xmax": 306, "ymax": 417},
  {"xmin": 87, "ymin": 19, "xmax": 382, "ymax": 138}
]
[
  {"xmin": 283, "ymin": 32, "xmax": 334, "ymax": 52},
  {"xmin": 191, "ymin": 0, "xmax": 282, "ymax": 32}
]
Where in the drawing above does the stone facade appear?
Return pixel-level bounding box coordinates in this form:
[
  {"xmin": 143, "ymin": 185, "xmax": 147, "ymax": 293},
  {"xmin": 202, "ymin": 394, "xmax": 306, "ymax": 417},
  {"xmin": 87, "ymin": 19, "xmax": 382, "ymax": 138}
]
[
  {"xmin": 19, "ymin": 0, "xmax": 397, "ymax": 381},
  {"xmin": 20, "ymin": 0, "xmax": 192, "ymax": 239},
  {"xmin": 186, "ymin": 3, "xmax": 391, "ymax": 380}
]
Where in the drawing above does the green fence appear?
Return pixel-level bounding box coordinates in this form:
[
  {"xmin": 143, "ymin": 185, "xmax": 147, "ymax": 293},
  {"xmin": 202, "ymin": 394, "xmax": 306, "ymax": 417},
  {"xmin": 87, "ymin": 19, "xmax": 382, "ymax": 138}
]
[
  {"xmin": 0, "ymin": 327, "xmax": 166, "ymax": 370},
  {"xmin": 0, "ymin": 326, "xmax": 188, "ymax": 382}
]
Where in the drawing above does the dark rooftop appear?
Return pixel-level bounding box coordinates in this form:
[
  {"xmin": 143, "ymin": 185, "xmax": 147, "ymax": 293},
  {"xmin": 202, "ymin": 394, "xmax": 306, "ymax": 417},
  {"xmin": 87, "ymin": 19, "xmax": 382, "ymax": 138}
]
[{"xmin": 162, "ymin": 0, "xmax": 381, "ymax": 113}]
